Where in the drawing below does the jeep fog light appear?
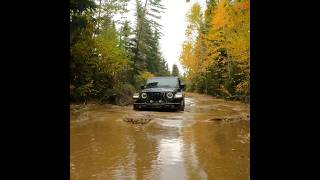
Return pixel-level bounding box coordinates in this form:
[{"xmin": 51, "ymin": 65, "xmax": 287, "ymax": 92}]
[
  {"xmin": 133, "ymin": 93, "xmax": 139, "ymax": 99},
  {"xmin": 141, "ymin": 92, "xmax": 147, "ymax": 99},
  {"xmin": 174, "ymin": 92, "xmax": 183, "ymax": 98}
]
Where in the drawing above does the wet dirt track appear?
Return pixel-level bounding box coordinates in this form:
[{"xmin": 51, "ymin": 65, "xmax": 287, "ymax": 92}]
[{"xmin": 70, "ymin": 93, "xmax": 250, "ymax": 180}]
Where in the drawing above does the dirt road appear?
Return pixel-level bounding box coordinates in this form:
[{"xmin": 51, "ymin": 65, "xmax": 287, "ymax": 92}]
[{"xmin": 70, "ymin": 92, "xmax": 250, "ymax": 180}]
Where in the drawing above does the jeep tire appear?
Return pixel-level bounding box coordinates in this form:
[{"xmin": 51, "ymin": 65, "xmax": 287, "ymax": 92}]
[
  {"xmin": 133, "ymin": 105, "xmax": 140, "ymax": 111},
  {"xmin": 179, "ymin": 98, "xmax": 185, "ymax": 111}
]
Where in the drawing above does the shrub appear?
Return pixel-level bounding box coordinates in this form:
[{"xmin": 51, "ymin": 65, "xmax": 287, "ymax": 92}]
[
  {"xmin": 100, "ymin": 83, "xmax": 135, "ymax": 105},
  {"xmin": 135, "ymin": 71, "xmax": 154, "ymax": 89}
]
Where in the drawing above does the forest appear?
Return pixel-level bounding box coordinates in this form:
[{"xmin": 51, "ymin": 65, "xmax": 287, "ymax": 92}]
[
  {"xmin": 71, "ymin": 0, "xmax": 173, "ymax": 104},
  {"xmin": 70, "ymin": 0, "xmax": 249, "ymax": 104},
  {"xmin": 180, "ymin": 0, "xmax": 250, "ymax": 102}
]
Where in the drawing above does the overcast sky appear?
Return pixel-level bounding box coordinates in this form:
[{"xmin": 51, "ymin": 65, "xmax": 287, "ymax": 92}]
[
  {"xmin": 159, "ymin": 0, "xmax": 206, "ymax": 73},
  {"xmin": 120, "ymin": 0, "xmax": 206, "ymax": 73}
]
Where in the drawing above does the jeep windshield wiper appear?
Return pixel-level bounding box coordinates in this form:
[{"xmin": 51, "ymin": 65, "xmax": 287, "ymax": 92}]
[{"xmin": 146, "ymin": 82, "xmax": 158, "ymax": 88}]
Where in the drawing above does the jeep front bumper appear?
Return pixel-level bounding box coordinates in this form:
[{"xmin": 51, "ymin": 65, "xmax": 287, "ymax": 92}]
[{"xmin": 133, "ymin": 102, "xmax": 181, "ymax": 109}]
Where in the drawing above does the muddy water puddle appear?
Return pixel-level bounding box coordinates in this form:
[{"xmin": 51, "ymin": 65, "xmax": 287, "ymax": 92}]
[{"xmin": 70, "ymin": 93, "xmax": 250, "ymax": 180}]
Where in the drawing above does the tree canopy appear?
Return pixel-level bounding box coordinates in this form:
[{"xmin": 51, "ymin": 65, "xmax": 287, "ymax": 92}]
[
  {"xmin": 180, "ymin": 0, "xmax": 250, "ymax": 102},
  {"xmin": 70, "ymin": 0, "xmax": 169, "ymax": 104},
  {"xmin": 171, "ymin": 64, "xmax": 180, "ymax": 77}
]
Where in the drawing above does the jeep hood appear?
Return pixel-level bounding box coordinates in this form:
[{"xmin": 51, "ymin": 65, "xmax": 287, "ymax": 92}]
[{"xmin": 141, "ymin": 87, "xmax": 177, "ymax": 93}]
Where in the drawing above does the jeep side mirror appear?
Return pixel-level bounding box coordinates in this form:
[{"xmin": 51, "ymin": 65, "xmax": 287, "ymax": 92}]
[
  {"xmin": 141, "ymin": 85, "xmax": 145, "ymax": 90},
  {"xmin": 180, "ymin": 83, "xmax": 186, "ymax": 91}
]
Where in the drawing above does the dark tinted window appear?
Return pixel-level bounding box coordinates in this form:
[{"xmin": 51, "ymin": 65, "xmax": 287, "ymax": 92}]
[{"xmin": 146, "ymin": 77, "xmax": 178, "ymax": 88}]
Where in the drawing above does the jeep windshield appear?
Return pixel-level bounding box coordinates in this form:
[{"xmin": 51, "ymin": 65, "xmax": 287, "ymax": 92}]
[{"xmin": 146, "ymin": 77, "xmax": 178, "ymax": 88}]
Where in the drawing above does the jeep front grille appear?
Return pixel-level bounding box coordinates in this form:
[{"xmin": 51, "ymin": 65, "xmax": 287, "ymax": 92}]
[{"xmin": 147, "ymin": 92, "xmax": 165, "ymax": 101}]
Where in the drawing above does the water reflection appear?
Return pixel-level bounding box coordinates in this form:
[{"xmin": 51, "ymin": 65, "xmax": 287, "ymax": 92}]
[
  {"xmin": 158, "ymin": 138, "xmax": 184, "ymax": 165},
  {"xmin": 149, "ymin": 137, "xmax": 186, "ymax": 180}
]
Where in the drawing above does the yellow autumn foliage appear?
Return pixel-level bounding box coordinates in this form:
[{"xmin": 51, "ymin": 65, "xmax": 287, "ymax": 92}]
[
  {"xmin": 180, "ymin": 0, "xmax": 250, "ymax": 101},
  {"xmin": 212, "ymin": 0, "xmax": 234, "ymax": 30}
]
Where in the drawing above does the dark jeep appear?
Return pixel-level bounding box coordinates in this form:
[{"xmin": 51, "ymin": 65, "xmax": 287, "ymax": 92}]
[{"xmin": 133, "ymin": 76, "xmax": 186, "ymax": 111}]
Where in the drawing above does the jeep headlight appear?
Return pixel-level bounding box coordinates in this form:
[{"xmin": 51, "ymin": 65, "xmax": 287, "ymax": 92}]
[
  {"xmin": 166, "ymin": 92, "xmax": 173, "ymax": 99},
  {"xmin": 133, "ymin": 93, "xmax": 139, "ymax": 99},
  {"xmin": 141, "ymin": 92, "xmax": 147, "ymax": 99},
  {"xmin": 174, "ymin": 92, "xmax": 183, "ymax": 98}
]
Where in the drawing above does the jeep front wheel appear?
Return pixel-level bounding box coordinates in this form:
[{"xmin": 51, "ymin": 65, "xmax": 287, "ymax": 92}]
[
  {"xmin": 133, "ymin": 105, "xmax": 140, "ymax": 111},
  {"xmin": 179, "ymin": 99, "xmax": 185, "ymax": 111}
]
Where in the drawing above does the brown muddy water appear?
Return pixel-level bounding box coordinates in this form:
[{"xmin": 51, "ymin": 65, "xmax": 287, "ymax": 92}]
[{"xmin": 70, "ymin": 93, "xmax": 250, "ymax": 180}]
